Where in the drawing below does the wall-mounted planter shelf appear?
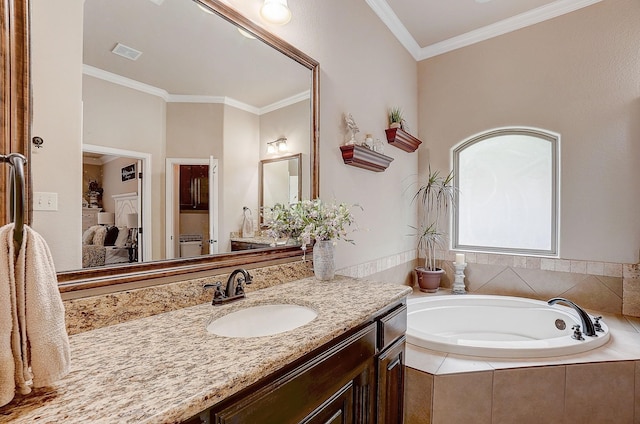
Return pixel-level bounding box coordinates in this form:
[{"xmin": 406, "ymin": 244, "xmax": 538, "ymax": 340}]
[
  {"xmin": 385, "ymin": 128, "xmax": 422, "ymax": 152},
  {"xmin": 340, "ymin": 145, "xmax": 394, "ymax": 172}
]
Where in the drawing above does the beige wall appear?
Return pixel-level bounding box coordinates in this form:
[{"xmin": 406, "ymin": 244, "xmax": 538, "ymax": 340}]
[
  {"xmin": 82, "ymin": 76, "xmax": 166, "ymax": 263},
  {"xmin": 30, "ymin": 0, "xmax": 419, "ymax": 274},
  {"xmin": 229, "ymin": 0, "xmax": 420, "ymax": 270},
  {"xmin": 102, "ymin": 157, "xmax": 138, "ymax": 214},
  {"xmin": 222, "ymin": 105, "xmax": 260, "ymax": 251},
  {"xmin": 259, "ymin": 100, "xmax": 311, "ymax": 201},
  {"xmin": 30, "ymin": 0, "xmax": 83, "ymax": 271},
  {"xmin": 166, "ymin": 103, "xmax": 224, "ymax": 158},
  {"xmin": 418, "ymin": 0, "xmax": 640, "ymax": 264}
]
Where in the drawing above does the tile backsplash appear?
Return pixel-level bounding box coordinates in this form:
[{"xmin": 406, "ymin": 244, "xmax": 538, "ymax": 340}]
[{"xmin": 338, "ymin": 248, "xmax": 639, "ymax": 317}]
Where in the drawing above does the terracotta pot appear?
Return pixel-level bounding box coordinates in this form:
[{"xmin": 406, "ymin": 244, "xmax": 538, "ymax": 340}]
[{"xmin": 415, "ymin": 267, "xmax": 444, "ymax": 293}]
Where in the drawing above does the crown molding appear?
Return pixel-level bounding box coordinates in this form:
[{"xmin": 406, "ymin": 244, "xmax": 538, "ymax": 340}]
[
  {"xmin": 259, "ymin": 90, "xmax": 310, "ymax": 115},
  {"xmin": 82, "ymin": 65, "xmax": 304, "ymax": 115},
  {"xmin": 417, "ymin": 0, "xmax": 602, "ymax": 60},
  {"xmin": 83, "ymin": 64, "xmax": 170, "ymax": 100},
  {"xmin": 365, "ymin": 0, "xmax": 602, "ymax": 61},
  {"xmin": 364, "ymin": 0, "xmax": 421, "ymax": 60}
]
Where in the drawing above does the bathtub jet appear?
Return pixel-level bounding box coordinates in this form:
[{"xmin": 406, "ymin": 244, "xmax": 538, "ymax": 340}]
[{"xmin": 406, "ymin": 295, "xmax": 610, "ymax": 358}]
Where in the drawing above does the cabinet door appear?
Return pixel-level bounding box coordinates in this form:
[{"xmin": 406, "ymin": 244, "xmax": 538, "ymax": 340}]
[
  {"xmin": 212, "ymin": 324, "xmax": 376, "ymax": 424},
  {"xmin": 300, "ymin": 382, "xmax": 353, "ymax": 424},
  {"xmin": 376, "ymin": 337, "xmax": 405, "ymax": 424}
]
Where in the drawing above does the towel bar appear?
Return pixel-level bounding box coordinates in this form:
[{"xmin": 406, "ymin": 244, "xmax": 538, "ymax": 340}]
[{"xmin": 1, "ymin": 153, "xmax": 27, "ymax": 250}]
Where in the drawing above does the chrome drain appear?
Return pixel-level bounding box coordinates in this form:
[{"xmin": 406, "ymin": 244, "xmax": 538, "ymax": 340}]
[{"xmin": 555, "ymin": 319, "xmax": 566, "ymax": 330}]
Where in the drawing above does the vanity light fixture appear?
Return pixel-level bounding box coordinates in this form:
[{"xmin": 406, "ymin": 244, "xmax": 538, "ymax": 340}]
[
  {"xmin": 267, "ymin": 137, "xmax": 288, "ymax": 154},
  {"xmin": 260, "ymin": 0, "xmax": 292, "ymax": 25}
]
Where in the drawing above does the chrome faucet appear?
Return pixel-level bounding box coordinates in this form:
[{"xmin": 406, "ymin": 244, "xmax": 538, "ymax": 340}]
[
  {"xmin": 203, "ymin": 268, "xmax": 253, "ymax": 305},
  {"xmin": 547, "ymin": 297, "xmax": 597, "ymax": 337}
]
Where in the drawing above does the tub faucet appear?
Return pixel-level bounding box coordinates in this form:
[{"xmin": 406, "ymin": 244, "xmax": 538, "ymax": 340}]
[{"xmin": 547, "ymin": 297, "xmax": 596, "ymax": 337}]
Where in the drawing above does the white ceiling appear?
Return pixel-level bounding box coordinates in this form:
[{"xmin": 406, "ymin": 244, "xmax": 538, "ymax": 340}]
[
  {"xmin": 365, "ymin": 0, "xmax": 602, "ymax": 60},
  {"xmin": 83, "ymin": 0, "xmax": 603, "ymax": 108}
]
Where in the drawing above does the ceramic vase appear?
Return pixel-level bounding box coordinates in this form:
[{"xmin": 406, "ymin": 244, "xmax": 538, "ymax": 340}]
[{"xmin": 313, "ymin": 240, "xmax": 335, "ymax": 280}]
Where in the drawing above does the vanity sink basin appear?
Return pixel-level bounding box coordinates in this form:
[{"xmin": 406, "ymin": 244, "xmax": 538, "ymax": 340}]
[{"xmin": 207, "ymin": 304, "xmax": 318, "ymax": 338}]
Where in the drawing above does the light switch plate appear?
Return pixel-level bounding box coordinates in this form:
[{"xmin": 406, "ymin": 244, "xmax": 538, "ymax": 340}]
[{"xmin": 34, "ymin": 192, "xmax": 58, "ymax": 211}]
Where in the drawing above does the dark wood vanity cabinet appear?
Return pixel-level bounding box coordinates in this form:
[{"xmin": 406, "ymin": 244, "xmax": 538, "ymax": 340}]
[{"xmin": 188, "ymin": 301, "xmax": 407, "ymax": 424}]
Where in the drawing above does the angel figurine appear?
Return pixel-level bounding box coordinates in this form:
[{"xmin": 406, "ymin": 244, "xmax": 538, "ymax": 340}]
[{"xmin": 344, "ymin": 113, "xmax": 359, "ymax": 145}]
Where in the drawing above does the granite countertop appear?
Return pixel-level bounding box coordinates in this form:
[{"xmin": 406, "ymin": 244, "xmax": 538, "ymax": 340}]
[
  {"xmin": 2, "ymin": 276, "xmax": 411, "ymax": 423},
  {"xmin": 229, "ymin": 236, "xmax": 276, "ymax": 245}
]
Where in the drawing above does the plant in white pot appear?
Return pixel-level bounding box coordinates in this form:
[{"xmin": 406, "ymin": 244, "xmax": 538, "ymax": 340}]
[{"xmin": 412, "ymin": 166, "xmax": 455, "ymax": 292}]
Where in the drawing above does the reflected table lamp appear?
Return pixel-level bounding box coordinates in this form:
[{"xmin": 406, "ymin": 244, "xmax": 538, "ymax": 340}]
[{"xmin": 97, "ymin": 212, "xmax": 114, "ymax": 226}]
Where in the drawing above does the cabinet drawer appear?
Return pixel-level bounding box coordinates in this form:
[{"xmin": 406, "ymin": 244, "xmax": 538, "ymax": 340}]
[{"xmin": 377, "ymin": 304, "xmax": 407, "ymax": 352}]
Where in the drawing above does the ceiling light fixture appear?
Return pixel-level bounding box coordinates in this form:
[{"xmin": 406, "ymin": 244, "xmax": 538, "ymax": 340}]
[
  {"xmin": 267, "ymin": 137, "xmax": 288, "ymax": 154},
  {"xmin": 196, "ymin": 3, "xmax": 215, "ymax": 14},
  {"xmin": 238, "ymin": 28, "xmax": 256, "ymax": 39},
  {"xmin": 260, "ymin": 0, "xmax": 291, "ymax": 25}
]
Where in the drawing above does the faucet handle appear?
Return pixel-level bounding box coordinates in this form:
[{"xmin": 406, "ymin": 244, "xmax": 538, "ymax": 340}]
[
  {"xmin": 571, "ymin": 324, "xmax": 584, "ymax": 341},
  {"xmin": 593, "ymin": 316, "xmax": 604, "ymax": 332},
  {"xmin": 204, "ymin": 282, "xmax": 226, "ymax": 301},
  {"xmin": 235, "ymin": 278, "xmax": 246, "ymax": 296}
]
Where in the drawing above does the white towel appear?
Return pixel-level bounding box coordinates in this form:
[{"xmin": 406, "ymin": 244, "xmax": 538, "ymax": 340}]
[
  {"xmin": 0, "ymin": 224, "xmax": 17, "ymax": 406},
  {"xmin": 0, "ymin": 224, "xmax": 70, "ymax": 408}
]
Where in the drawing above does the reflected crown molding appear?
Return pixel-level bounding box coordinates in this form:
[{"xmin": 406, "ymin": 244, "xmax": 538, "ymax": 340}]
[{"xmin": 82, "ymin": 64, "xmax": 309, "ymax": 115}]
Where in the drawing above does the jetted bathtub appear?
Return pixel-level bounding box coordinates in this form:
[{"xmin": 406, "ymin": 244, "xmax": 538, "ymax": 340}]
[{"xmin": 407, "ymin": 295, "xmax": 610, "ymax": 358}]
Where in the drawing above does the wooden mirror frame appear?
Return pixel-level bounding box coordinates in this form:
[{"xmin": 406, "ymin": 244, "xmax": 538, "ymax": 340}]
[
  {"xmin": 259, "ymin": 153, "xmax": 303, "ymax": 226},
  {"xmin": 0, "ymin": 0, "xmax": 319, "ymax": 293}
]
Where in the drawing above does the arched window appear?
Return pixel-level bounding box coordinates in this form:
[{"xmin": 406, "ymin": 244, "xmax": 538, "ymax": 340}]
[{"xmin": 452, "ymin": 128, "xmax": 559, "ymax": 256}]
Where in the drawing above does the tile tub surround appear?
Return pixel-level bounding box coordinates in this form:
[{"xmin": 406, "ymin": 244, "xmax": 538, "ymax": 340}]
[
  {"xmin": 404, "ymin": 290, "xmax": 640, "ymax": 423},
  {"xmin": 63, "ymin": 260, "xmax": 314, "ymax": 335},
  {"xmin": 1, "ymin": 276, "xmax": 411, "ymax": 423},
  {"xmin": 432, "ymin": 249, "xmax": 640, "ymax": 317}
]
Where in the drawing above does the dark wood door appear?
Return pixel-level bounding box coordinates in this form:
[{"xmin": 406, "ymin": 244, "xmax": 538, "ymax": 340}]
[{"xmin": 376, "ymin": 337, "xmax": 405, "ymax": 424}]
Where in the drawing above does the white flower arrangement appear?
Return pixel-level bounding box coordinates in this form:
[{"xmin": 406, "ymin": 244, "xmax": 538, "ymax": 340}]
[{"xmin": 264, "ymin": 199, "xmax": 360, "ymax": 249}]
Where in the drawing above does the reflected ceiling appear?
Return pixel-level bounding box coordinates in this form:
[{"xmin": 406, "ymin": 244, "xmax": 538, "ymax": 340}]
[{"xmin": 83, "ymin": 0, "xmax": 310, "ymax": 108}]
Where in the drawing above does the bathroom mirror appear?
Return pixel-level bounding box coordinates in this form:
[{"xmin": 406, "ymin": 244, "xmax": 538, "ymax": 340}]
[
  {"xmin": 0, "ymin": 0, "xmax": 319, "ymax": 291},
  {"xmin": 259, "ymin": 154, "xmax": 302, "ymax": 225}
]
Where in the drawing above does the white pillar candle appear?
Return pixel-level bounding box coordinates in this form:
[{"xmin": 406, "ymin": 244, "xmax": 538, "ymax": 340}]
[{"xmin": 455, "ymin": 253, "xmax": 465, "ymax": 265}]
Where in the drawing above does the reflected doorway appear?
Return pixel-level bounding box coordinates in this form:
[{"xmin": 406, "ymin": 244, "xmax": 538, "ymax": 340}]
[
  {"xmin": 82, "ymin": 144, "xmax": 151, "ymax": 267},
  {"xmin": 165, "ymin": 157, "xmax": 219, "ymax": 259}
]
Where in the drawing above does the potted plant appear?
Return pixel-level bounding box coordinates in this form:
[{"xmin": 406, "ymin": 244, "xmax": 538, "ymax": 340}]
[
  {"xmin": 388, "ymin": 107, "xmax": 404, "ymax": 129},
  {"xmin": 412, "ymin": 166, "xmax": 455, "ymax": 292}
]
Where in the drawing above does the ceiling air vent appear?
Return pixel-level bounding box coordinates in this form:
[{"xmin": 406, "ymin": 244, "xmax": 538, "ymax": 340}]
[{"xmin": 111, "ymin": 43, "xmax": 143, "ymax": 61}]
